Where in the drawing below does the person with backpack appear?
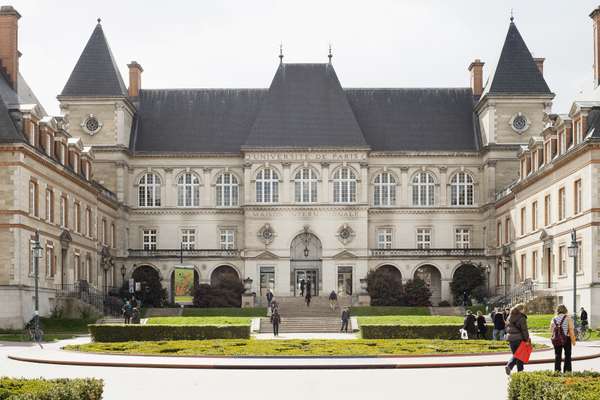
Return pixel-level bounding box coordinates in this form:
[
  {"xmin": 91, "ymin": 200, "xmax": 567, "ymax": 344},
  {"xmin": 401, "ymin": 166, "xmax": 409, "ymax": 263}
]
[
  {"xmin": 492, "ymin": 307, "xmax": 506, "ymax": 340},
  {"xmin": 329, "ymin": 290, "xmax": 338, "ymax": 310},
  {"xmin": 476, "ymin": 311, "xmax": 487, "ymax": 339},
  {"xmin": 550, "ymin": 304, "xmax": 576, "ymax": 372},
  {"xmin": 266, "ymin": 288, "xmax": 274, "ymax": 308},
  {"xmin": 463, "ymin": 310, "xmax": 477, "ymax": 339},
  {"xmin": 270, "ymin": 308, "xmax": 281, "ymax": 337},
  {"xmin": 340, "ymin": 307, "xmax": 350, "ymax": 332},
  {"xmin": 505, "ymin": 303, "xmax": 530, "ymax": 375}
]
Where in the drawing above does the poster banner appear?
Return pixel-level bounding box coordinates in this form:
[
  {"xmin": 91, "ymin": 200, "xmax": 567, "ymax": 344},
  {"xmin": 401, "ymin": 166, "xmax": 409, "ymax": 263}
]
[{"xmin": 175, "ymin": 267, "xmax": 194, "ymax": 304}]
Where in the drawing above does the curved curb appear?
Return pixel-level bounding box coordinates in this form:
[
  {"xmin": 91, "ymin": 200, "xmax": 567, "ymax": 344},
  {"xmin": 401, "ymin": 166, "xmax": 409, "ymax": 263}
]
[{"xmin": 9, "ymin": 350, "xmax": 600, "ymax": 370}]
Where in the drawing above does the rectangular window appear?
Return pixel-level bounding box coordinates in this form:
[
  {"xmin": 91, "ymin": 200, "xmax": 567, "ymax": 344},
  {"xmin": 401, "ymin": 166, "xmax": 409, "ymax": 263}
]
[
  {"xmin": 74, "ymin": 202, "xmax": 81, "ymax": 233},
  {"xmin": 101, "ymin": 219, "xmax": 107, "ymax": 245},
  {"xmin": 505, "ymin": 218, "xmax": 511, "ymax": 243},
  {"xmin": 520, "ymin": 207, "xmax": 526, "ymax": 236},
  {"xmin": 532, "ymin": 251, "xmax": 537, "ymax": 280},
  {"xmin": 376, "ymin": 228, "xmax": 393, "ymax": 249},
  {"xmin": 577, "ymin": 241, "xmax": 583, "ymax": 273},
  {"xmin": 29, "ymin": 180, "xmax": 38, "ymax": 217},
  {"xmin": 181, "ymin": 229, "xmax": 196, "ymax": 250},
  {"xmin": 220, "ymin": 229, "xmax": 235, "ymax": 250},
  {"xmin": 520, "ymin": 253, "xmax": 526, "ymax": 282},
  {"xmin": 574, "ymin": 179, "xmax": 582, "ymax": 214},
  {"xmin": 142, "ymin": 229, "xmax": 157, "ymax": 251},
  {"xmin": 416, "ymin": 228, "xmax": 432, "ymax": 249},
  {"xmin": 544, "ymin": 195, "xmax": 551, "ymax": 226},
  {"xmin": 45, "ymin": 246, "xmax": 52, "ymax": 277},
  {"xmin": 531, "ymin": 201, "xmax": 538, "ymax": 231},
  {"xmin": 111, "ymin": 224, "xmax": 116, "ymax": 248},
  {"xmin": 496, "ymin": 221, "xmax": 502, "ymax": 246},
  {"xmin": 558, "ymin": 187, "xmax": 566, "ymax": 221},
  {"xmin": 86, "ymin": 208, "xmax": 92, "ymax": 237},
  {"xmin": 45, "ymin": 189, "xmax": 54, "ymax": 223},
  {"xmin": 455, "ymin": 228, "xmax": 470, "ymax": 249},
  {"xmin": 60, "ymin": 196, "xmax": 68, "ymax": 228},
  {"xmin": 74, "ymin": 254, "xmax": 81, "ymax": 281},
  {"xmin": 559, "ymin": 246, "xmax": 566, "ymax": 276}
]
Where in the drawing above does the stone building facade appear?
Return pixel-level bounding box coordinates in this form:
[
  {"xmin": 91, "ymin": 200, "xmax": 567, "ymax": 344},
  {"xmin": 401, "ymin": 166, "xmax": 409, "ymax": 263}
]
[{"xmin": 2, "ymin": 5, "xmax": 600, "ymax": 328}]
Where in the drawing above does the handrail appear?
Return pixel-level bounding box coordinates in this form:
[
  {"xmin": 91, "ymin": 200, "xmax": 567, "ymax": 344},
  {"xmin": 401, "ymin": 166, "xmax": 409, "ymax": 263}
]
[
  {"xmin": 370, "ymin": 248, "xmax": 485, "ymax": 257},
  {"xmin": 128, "ymin": 248, "xmax": 240, "ymax": 258}
]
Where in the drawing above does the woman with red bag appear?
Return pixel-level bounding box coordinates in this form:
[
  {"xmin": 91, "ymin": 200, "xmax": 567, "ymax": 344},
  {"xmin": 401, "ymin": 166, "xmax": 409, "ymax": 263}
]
[
  {"xmin": 504, "ymin": 303, "xmax": 530, "ymax": 375},
  {"xmin": 550, "ymin": 304, "xmax": 576, "ymax": 372}
]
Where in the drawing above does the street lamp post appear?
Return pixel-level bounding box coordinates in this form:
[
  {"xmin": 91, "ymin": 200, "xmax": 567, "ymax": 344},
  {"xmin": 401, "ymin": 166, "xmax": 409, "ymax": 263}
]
[
  {"xmin": 31, "ymin": 231, "xmax": 43, "ymax": 341},
  {"xmin": 485, "ymin": 264, "xmax": 491, "ymax": 297},
  {"xmin": 567, "ymin": 229, "xmax": 579, "ymax": 322},
  {"xmin": 121, "ymin": 265, "xmax": 126, "ymax": 285}
]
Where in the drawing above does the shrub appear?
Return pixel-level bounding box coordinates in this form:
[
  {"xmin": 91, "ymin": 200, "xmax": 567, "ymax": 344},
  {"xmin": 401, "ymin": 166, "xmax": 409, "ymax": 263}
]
[
  {"xmin": 132, "ymin": 267, "xmax": 167, "ymax": 307},
  {"xmin": 193, "ymin": 276, "xmax": 245, "ymax": 308},
  {"xmin": 508, "ymin": 371, "xmax": 600, "ymax": 400},
  {"xmin": 361, "ymin": 324, "xmax": 492, "ymax": 340},
  {"xmin": 89, "ymin": 324, "xmax": 250, "ymax": 342},
  {"xmin": 403, "ymin": 278, "xmax": 432, "ymax": 306},
  {"xmin": 450, "ymin": 265, "xmax": 486, "ymax": 305},
  {"xmin": 366, "ymin": 269, "xmax": 404, "ymax": 306},
  {"xmin": 0, "ymin": 377, "xmax": 103, "ymax": 400},
  {"xmin": 438, "ymin": 300, "xmax": 451, "ymax": 307}
]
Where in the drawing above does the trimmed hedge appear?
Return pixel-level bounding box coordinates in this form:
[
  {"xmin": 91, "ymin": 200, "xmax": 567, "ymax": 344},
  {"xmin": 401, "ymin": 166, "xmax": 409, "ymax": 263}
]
[
  {"xmin": 508, "ymin": 371, "xmax": 600, "ymax": 400},
  {"xmin": 182, "ymin": 307, "xmax": 267, "ymax": 317},
  {"xmin": 89, "ymin": 324, "xmax": 250, "ymax": 342},
  {"xmin": 0, "ymin": 377, "xmax": 102, "ymax": 400},
  {"xmin": 361, "ymin": 324, "xmax": 492, "ymax": 340}
]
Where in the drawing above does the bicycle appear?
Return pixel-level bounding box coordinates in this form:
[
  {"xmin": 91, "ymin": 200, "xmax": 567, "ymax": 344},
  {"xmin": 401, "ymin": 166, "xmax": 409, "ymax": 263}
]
[
  {"xmin": 24, "ymin": 317, "xmax": 44, "ymax": 348},
  {"xmin": 575, "ymin": 322, "xmax": 591, "ymax": 342}
]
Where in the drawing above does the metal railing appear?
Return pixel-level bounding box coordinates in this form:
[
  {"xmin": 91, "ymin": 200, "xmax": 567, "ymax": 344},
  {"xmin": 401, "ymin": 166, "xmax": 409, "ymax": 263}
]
[
  {"xmin": 56, "ymin": 282, "xmax": 123, "ymax": 317},
  {"xmin": 128, "ymin": 248, "xmax": 240, "ymax": 258},
  {"xmin": 489, "ymin": 279, "xmax": 552, "ymax": 310},
  {"xmin": 370, "ymin": 248, "xmax": 486, "ymax": 258}
]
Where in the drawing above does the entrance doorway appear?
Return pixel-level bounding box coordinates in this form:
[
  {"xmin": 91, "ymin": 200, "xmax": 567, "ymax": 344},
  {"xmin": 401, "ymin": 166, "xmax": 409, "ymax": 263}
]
[
  {"xmin": 295, "ymin": 269, "xmax": 318, "ymax": 296},
  {"xmin": 337, "ymin": 267, "xmax": 353, "ymax": 296},
  {"xmin": 259, "ymin": 266, "xmax": 275, "ymax": 297}
]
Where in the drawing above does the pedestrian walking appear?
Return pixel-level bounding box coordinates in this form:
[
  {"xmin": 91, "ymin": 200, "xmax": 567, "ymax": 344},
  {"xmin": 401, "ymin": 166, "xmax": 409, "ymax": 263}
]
[
  {"xmin": 462, "ymin": 290, "xmax": 470, "ymax": 306},
  {"xmin": 341, "ymin": 307, "xmax": 350, "ymax": 332},
  {"xmin": 551, "ymin": 304, "xmax": 576, "ymax": 373},
  {"xmin": 306, "ymin": 279, "xmax": 312, "ymax": 297},
  {"xmin": 503, "ymin": 308, "xmax": 510, "ymax": 322},
  {"xmin": 131, "ymin": 307, "xmax": 140, "ymax": 324},
  {"xmin": 271, "ymin": 309, "xmax": 281, "ymax": 337},
  {"xmin": 300, "ymin": 279, "xmax": 306, "ymax": 297},
  {"xmin": 121, "ymin": 300, "xmax": 132, "ymax": 324},
  {"xmin": 329, "ymin": 290, "xmax": 338, "ymax": 310},
  {"xmin": 463, "ymin": 310, "xmax": 477, "ymax": 339},
  {"xmin": 305, "ymin": 291, "xmax": 312, "ymax": 307},
  {"xmin": 580, "ymin": 307, "xmax": 589, "ymax": 328},
  {"xmin": 492, "ymin": 307, "xmax": 506, "ymax": 340},
  {"xmin": 476, "ymin": 311, "xmax": 487, "ymax": 339},
  {"xmin": 505, "ymin": 304, "xmax": 530, "ymax": 375},
  {"xmin": 266, "ymin": 289, "xmax": 274, "ymax": 308}
]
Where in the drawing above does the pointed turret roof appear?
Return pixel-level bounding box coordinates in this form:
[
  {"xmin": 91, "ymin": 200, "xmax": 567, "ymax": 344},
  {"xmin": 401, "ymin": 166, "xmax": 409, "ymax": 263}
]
[
  {"xmin": 243, "ymin": 63, "xmax": 368, "ymax": 149},
  {"xmin": 487, "ymin": 20, "xmax": 552, "ymax": 95},
  {"xmin": 60, "ymin": 21, "xmax": 127, "ymax": 97}
]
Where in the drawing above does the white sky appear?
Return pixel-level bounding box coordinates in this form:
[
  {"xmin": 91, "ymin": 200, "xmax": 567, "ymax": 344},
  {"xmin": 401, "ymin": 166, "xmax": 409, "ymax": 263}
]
[{"xmin": 8, "ymin": 0, "xmax": 600, "ymax": 115}]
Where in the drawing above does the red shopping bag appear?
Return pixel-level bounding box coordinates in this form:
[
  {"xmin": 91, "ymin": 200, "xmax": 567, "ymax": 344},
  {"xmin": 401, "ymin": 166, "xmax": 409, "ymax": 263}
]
[{"xmin": 514, "ymin": 341, "xmax": 533, "ymax": 363}]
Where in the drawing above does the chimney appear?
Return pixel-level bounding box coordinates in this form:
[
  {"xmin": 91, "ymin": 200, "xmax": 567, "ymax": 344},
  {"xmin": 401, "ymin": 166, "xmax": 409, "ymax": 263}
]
[
  {"xmin": 533, "ymin": 57, "xmax": 545, "ymax": 75},
  {"xmin": 127, "ymin": 61, "xmax": 143, "ymax": 97},
  {"xmin": 0, "ymin": 6, "xmax": 20, "ymax": 90},
  {"xmin": 468, "ymin": 59, "xmax": 485, "ymax": 97},
  {"xmin": 591, "ymin": 6, "xmax": 600, "ymax": 87}
]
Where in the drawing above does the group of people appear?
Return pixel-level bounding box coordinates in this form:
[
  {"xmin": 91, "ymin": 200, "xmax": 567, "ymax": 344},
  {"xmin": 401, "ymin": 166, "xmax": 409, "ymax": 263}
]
[
  {"xmin": 121, "ymin": 297, "xmax": 141, "ymax": 324},
  {"xmin": 462, "ymin": 310, "xmax": 488, "ymax": 339}
]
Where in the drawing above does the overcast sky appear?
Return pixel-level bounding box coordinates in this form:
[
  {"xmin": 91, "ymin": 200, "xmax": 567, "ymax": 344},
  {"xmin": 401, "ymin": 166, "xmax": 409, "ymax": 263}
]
[{"xmin": 8, "ymin": 0, "xmax": 600, "ymax": 115}]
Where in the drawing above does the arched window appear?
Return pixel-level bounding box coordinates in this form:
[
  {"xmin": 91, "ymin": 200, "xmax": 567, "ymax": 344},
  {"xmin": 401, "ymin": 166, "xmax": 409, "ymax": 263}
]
[
  {"xmin": 216, "ymin": 173, "xmax": 239, "ymax": 207},
  {"xmin": 412, "ymin": 172, "xmax": 435, "ymax": 206},
  {"xmin": 177, "ymin": 173, "xmax": 200, "ymax": 207},
  {"xmin": 450, "ymin": 172, "xmax": 474, "ymax": 206},
  {"xmin": 256, "ymin": 168, "xmax": 279, "ymax": 203},
  {"xmin": 138, "ymin": 173, "xmax": 161, "ymax": 207},
  {"xmin": 333, "ymin": 167, "xmax": 357, "ymax": 203},
  {"xmin": 294, "ymin": 168, "xmax": 318, "ymax": 203},
  {"xmin": 374, "ymin": 172, "xmax": 396, "ymax": 206}
]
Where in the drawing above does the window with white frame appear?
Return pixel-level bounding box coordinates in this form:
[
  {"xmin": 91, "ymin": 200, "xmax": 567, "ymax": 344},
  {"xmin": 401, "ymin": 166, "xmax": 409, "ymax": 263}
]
[
  {"xmin": 558, "ymin": 187, "xmax": 566, "ymax": 220},
  {"xmin": 45, "ymin": 245, "xmax": 53, "ymax": 277},
  {"xmin": 577, "ymin": 241, "xmax": 583, "ymax": 273},
  {"xmin": 416, "ymin": 228, "xmax": 432, "ymax": 249},
  {"xmin": 45, "ymin": 189, "xmax": 54, "ymax": 223},
  {"xmin": 86, "ymin": 256, "xmax": 94, "ymax": 284},
  {"xmin": 450, "ymin": 172, "xmax": 474, "ymax": 206},
  {"xmin": 101, "ymin": 219, "xmax": 107, "ymax": 245},
  {"xmin": 216, "ymin": 173, "xmax": 239, "ymax": 207},
  {"xmin": 60, "ymin": 196, "xmax": 68, "ymax": 228},
  {"xmin": 412, "ymin": 172, "xmax": 435, "ymax": 206},
  {"xmin": 74, "ymin": 254, "xmax": 81, "ymax": 281},
  {"xmin": 177, "ymin": 172, "xmax": 200, "ymax": 207},
  {"xmin": 376, "ymin": 228, "xmax": 393, "ymax": 249},
  {"xmin": 111, "ymin": 224, "xmax": 115, "ymax": 248},
  {"xmin": 374, "ymin": 172, "xmax": 396, "ymax": 206},
  {"xmin": 220, "ymin": 229, "xmax": 236, "ymax": 249},
  {"xmin": 574, "ymin": 179, "xmax": 582, "ymax": 214},
  {"xmin": 86, "ymin": 208, "xmax": 92, "ymax": 237},
  {"xmin": 558, "ymin": 245, "xmax": 566, "ymax": 276},
  {"xmin": 294, "ymin": 168, "xmax": 318, "ymax": 203},
  {"xmin": 256, "ymin": 168, "xmax": 279, "ymax": 203},
  {"xmin": 181, "ymin": 229, "xmax": 196, "ymax": 250},
  {"xmin": 74, "ymin": 202, "xmax": 81, "ymax": 233},
  {"xmin": 455, "ymin": 228, "xmax": 470, "ymax": 249},
  {"xmin": 142, "ymin": 229, "xmax": 157, "ymax": 251},
  {"xmin": 29, "ymin": 180, "xmax": 38, "ymax": 216},
  {"xmin": 333, "ymin": 167, "xmax": 357, "ymax": 203},
  {"xmin": 138, "ymin": 173, "xmax": 161, "ymax": 207}
]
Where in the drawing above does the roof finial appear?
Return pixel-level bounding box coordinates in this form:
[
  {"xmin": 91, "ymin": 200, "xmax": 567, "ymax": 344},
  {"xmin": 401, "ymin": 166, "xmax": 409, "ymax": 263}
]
[
  {"xmin": 328, "ymin": 43, "xmax": 333, "ymax": 64},
  {"xmin": 97, "ymin": 17, "xmax": 101, "ymax": 25},
  {"xmin": 510, "ymin": 8, "xmax": 514, "ymax": 22},
  {"xmin": 279, "ymin": 42, "xmax": 283, "ymax": 64}
]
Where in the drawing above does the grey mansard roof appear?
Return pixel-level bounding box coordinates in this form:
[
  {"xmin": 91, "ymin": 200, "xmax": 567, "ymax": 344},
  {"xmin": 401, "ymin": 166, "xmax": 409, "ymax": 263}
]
[
  {"xmin": 60, "ymin": 23, "xmax": 127, "ymax": 97},
  {"xmin": 486, "ymin": 21, "xmax": 552, "ymax": 96},
  {"xmin": 129, "ymin": 63, "xmax": 480, "ymax": 154}
]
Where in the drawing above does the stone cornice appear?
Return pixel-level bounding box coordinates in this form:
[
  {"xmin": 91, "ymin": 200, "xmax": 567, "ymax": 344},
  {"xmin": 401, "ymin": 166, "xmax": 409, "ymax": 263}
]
[
  {"xmin": 130, "ymin": 207, "xmax": 244, "ymax": 216},
  {"xmin": 369, "ymin": 207, "xmax": 481, "ymax": 215}
]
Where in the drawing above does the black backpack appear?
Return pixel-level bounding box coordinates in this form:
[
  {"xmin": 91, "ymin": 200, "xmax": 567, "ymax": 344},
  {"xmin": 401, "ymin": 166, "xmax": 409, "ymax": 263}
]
[{"xmin": 551, "ymin": 315, "xmax": 568, "ymax": 347}]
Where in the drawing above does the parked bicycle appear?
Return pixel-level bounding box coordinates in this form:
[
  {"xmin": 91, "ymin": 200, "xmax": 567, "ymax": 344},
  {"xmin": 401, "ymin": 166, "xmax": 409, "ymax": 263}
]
[
  {"xmin": 24, "ymin": 316, "xmax": 44, "ymax": 348},
  {"xmin": 575, "ymin": 321, "xmax": 591, "ymax": 342}
]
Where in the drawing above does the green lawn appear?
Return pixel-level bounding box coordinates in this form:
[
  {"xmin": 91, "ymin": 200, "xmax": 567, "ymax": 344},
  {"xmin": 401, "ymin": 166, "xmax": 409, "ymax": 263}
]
[
  {"xmin": 65, "ymin": 338, "xmax": 527, "ymax": 357},
  {"xmin": 181, "ymin": 308, "xmax": 267, "ymax": 317},
  {"xmin": 0, "ymin": 318, "xmax": 94, "ymax": 342},
  {"xmin": 359, "ymin": 315, "xmax": 464, "ymax": 325},
  {"xmin": 175, "ymin": 296, "xmax": 193, "ymax": 303},
  {"xmin": 350, "ymin": 306, "xmax": 430, "ymax": 316},
  {"xmin": 147, "ymin": 316, "xmax": 251, "ymax": 326}
]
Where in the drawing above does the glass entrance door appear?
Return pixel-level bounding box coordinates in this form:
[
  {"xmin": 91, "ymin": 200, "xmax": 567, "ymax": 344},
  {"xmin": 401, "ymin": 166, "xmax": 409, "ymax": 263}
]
[
  {"xmin": 259, "ymin": 267, "xmax": 275, "ymax": 298},
  {"xmin": 337, "ymin": 267, "xmax": 353, "ymax": 296},
  {"xmin": 295, "ymin": 269, "xmax": 318, "ymax": 296}
]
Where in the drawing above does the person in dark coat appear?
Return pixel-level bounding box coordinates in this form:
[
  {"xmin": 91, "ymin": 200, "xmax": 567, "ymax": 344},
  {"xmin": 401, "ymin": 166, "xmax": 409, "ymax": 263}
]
[
  {"xmin": 271, "ymin": 309, "xmax": 281, "ymax": 337},
  {"xmin": 341, "ymin": 307, "xmax": 350, "ymax": 332},
  {"xmin": 300, "ymin": 279, "xmax": 306, "ymax": 297},
  {"xmin": 492, "ymin": 308, "xmax": 506, "ymax": 340},
  {"xmin": 122, "ymin": 301, "xmax": 132, "ymax": 324},
  {"xmin": 306, "ymin": 280, "xmax": 312, "ymax": 297},
  {"xmin": 462, "ymin": 291, "xmax": 470, "ymax": 306},
  {"xmin": 463, "ymin": 310, "xmax": 477, "ymax": 339},
  {"xmin": 305, "ymin": 291, "xmax": 311, "ymax": 307},
  {"xmin": 476, "ymin": 311, "xmax": 487, "ymax": 339},
  {"xmin": 505, "ymin": 304, "xmax": 530, "ymax": 375},
  {"xmin": 329, "ymin": 290, "xmax": 338, "ymax": 310},
  {"xmin": 503, "ymin": 308, "xmax": 510, "ymax": 322},
  {"xmin": 266, "ymin": 289, "xmax": 274, "ymax": 308},
  {"xmin": 580, "ymin": 307, "xmax": 589, "ymax": 328}
]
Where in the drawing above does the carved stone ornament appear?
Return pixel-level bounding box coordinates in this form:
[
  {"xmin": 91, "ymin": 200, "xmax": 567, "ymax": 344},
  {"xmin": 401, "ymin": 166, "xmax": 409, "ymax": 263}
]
[
  {"xmin": 81, "ymin": 114, "xmax": 103, "ymax": 135},
  {"xmin": 509, "ymin": 112, "xmax": 530, "ymax": 134},
  {"xmin": 258, "ymin": 223, "xmax": 276, "ymax": 245},
  {"xmin": 336, "ymin": 224, "xmax": 355, "ymax": 245}
]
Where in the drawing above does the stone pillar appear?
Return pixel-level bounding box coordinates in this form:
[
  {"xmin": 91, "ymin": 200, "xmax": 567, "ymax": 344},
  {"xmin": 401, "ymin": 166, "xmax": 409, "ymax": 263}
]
[
  {"xmin": 400, "ymin": 167, "xmax": 409, "ymax": 207},
  {"xmin": 164, "ymin": 168, "xmax": 173, "ymax": 207},
  {"xmin": 360, "ymin": 162, "xmax": 368, "ymax": 203},
  {"xmin": 486, "ymin": 160, "xmax": 497, "ymax": 204},
  {"xmin": 321, "ymin": 162, "xmax": 330, "ymax": 203},
  {"xmin": 441, "ymin": 278, "xmax": 452, "ymax": 304},
  {"xmin": 202, "ymin": 167, "xmax": 211, "ymax": 207},
  {"xmin": 243, "ymin": 162, "xmax": 252, "ymax": 205},
  {"xmin": 282, "ymin": 163, "xmax": 291, "ymax": 203},
  {"xmin": 115, "ymin": 161, "xmax": 126, "ymax": 203},
  {"xmin": 439, "ymin": 166, "xmax": 447, "ymax": 206}
]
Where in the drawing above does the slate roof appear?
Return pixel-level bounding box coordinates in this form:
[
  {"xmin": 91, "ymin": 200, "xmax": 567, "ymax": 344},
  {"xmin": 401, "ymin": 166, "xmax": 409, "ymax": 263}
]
[
  {"xmin": 60, "ymin": 23, "xmax": 127, "ymax": 97},
  {"xmin": 0, "ymin": 72, "xmax": 40, "ymax": 143},
  {"xmin": 243, "ymin": 63, "xmax": 368, "ymax": 149},
  {"xmin": 486, "ymin": 21, "xmax": 552, "ymax": 95},
  {"xmin": 585, "ymin": 108, "xmax": 600, "ymax": 139}
]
